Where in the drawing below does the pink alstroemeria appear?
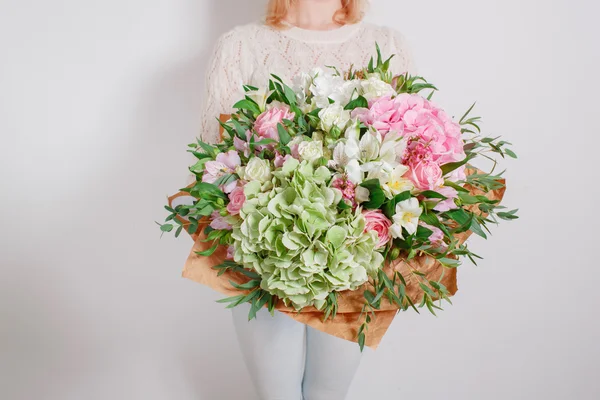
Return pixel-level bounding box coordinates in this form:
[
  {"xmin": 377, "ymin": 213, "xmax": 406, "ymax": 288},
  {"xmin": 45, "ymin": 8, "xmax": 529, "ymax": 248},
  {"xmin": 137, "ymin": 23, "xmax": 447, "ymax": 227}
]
[
  {"xmin": 432, "ymin": 186, "xmax": 459, "ymax": 212},
  {"xmin": 209, "ymin": 210, "xmax": 232, "ymax": 230},
  {"xmin": 202, "ymin": 150, "xmax": 241, "ymax": 193}
]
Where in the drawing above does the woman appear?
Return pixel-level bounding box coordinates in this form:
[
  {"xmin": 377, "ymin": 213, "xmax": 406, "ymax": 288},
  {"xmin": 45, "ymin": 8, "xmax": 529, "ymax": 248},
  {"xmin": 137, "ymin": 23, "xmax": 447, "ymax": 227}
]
[{"xmin": 198, "ymin": 1, "xmax": 416, "ymax": 399}]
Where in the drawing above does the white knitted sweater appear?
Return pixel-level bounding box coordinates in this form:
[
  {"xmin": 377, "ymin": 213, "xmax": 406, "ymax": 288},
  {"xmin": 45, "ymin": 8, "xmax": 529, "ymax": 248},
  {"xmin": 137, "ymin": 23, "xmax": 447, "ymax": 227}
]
[{"xmin": 199, "ymin": 20, "xmax": 416, "ymax": 144}]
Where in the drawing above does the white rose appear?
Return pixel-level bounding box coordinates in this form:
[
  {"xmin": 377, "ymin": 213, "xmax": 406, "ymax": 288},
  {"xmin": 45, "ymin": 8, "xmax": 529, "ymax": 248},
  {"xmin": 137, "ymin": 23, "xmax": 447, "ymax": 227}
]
[
  {"xmin": 241, "ymin": 157, "xmax": 272, "ymax": 182},
  {"xmin": 361, "ymin": 77, "xmax": 396, "ymax": 101},
  {"xmin": 318, "ymin": 104, "xmax": 351, "ymax": 132},
  {"xmin": 298, "ymin": 140, "xmax": 324, "ymax": 163}
]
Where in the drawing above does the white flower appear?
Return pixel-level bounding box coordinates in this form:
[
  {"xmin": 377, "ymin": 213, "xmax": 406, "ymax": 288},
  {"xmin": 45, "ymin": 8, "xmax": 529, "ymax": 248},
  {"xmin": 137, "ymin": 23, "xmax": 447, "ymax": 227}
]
[
  {"xmin": 365, "ymin": 163, "xmax": 413, "ymax": 198},
  {"xmin": 360, "ymin": 76, "xmax": 396, "ymax": 102},
  {"xmin": 318, "ymin": 104, "xmax": 351, "ymax": 132},
  {"xmin": 379, "ymin": 134, "xmax": 407, "ymax": 166},
  {"xmin": 246, "ymin": 88, "xmax": 273, "ymax": 112},
  {"xmin": 359, "ymin": 132, "xmax": 380, "ymax": 162},
  {"xmin": 240, "ymin": 157, "xmax": 272, "ymax": 182},
  {"xmin": 298, "ymin": 140, "xmax": 324, "ymax": 163},
  {"xmin": 344, "ymin": 119, "xmax": 361, "ymax": 141},
  {"xmin": 310, "ymin": 70, "xmax": 345, "ymax": 108},
  {"xmin": 390, "ymin": 197, "xmax": 422, "ymax": 239},
  {"xmin": 355, "ymin": 186, "xmax": 370, "ymax": 203},
  {"xmin": 345, "ymin": 159, "xmax": 363, "ymax": 184}
]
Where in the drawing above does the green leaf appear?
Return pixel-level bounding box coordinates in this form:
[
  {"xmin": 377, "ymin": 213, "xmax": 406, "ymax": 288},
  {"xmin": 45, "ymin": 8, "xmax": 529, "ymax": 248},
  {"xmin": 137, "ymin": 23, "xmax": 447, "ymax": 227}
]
[
  {"xmin": 195, "ymin": 244, "xmax": 218, "ymax": 257},
  {"xmin": 230, "ymin": 280, "xmax": 261, "ymax": 290},
  {"xmin": 441, "ymin": 155, "xmax": 473, "ymax": 176},
  {"xmin": 160, "ymin": 223, "xmax": 173, "ymax": 233},
  {"xmin": 277, "ymin": 123, "xmax": 291, "ymax": 146},
  {"xmin": 420, "ymin": 190, "xmax": 447, "ymax": 200},
  {"xmin": 504, "ymin": 148, "xmax": 518, "ymax": 158},
  {"xmin": 360, "ymin": 179, "xmax": 386, "ymax": 209},
  {"xmin": 232, "ymin": 99, "xmax": 261, "ymax": 115},
  {"xmin": 344, "ymin": 95, "xmax": 368, "ymax": 110}
]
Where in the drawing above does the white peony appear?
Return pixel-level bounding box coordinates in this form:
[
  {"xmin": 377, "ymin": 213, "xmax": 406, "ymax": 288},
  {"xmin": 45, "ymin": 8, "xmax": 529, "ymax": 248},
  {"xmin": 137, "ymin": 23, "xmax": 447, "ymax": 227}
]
[
  {"xmin": 298, "ymin": 140, "xmax": 324, "ymax": 163},
  {"xmin": 360, "ymin": 76, "xmax": 396, "ymax": 101},
  {"xmin": 318, "ymin": 104, "xmax": 351, "ymax": 132},
  {"xmin": 390, "ymin": 197, "xmax": 423, "ymax": 239},
  {"xmin": 240, "ymin": 157, "xmax": 272, "ymax": 182}
]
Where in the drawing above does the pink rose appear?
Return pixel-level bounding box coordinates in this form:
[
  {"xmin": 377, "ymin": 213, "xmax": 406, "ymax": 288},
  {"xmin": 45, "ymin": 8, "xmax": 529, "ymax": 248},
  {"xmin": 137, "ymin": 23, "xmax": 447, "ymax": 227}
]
[
  {"xmin": 362, "ymin": 210, "xmax": 392, "ymax": 249},
  {"xmin": 226, "ymin": 186, "xmax": 246, "ymax": 215},
  {"xmin": 406, "ymin": 159, "xmax": 444, "ymax": 191},
  {"xmin": 432, "ymin": 186, "xmax": 459, "ymax": 212},
  {"xmin": 351, "ymin": 96, "xmax": 405, "ymax": 137},
  {"xmin": 420, "ymin": 222, "xmax": 447, "ymax": 250},
  {"xmin": 254, "ymin": 106, "xmax": 295, "ymax": 141}
]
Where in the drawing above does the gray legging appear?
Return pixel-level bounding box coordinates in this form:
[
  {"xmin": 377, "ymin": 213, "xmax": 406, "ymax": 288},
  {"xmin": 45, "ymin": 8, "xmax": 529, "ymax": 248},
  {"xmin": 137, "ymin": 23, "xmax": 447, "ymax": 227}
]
[{"xmin": 231, "ymin": 302, "xmax": 363, "ymax": 400}]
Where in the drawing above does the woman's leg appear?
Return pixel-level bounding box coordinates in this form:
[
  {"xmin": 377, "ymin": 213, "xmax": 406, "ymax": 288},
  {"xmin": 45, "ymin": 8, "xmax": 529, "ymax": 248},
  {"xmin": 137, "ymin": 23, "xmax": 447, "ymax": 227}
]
[
  {"xmin": 231, "ymin": 303, "xmax": 306, "ymax": 400},
  {"xmin": 302, "ymin": 326, "xmax": 363, "ymax": 400}
]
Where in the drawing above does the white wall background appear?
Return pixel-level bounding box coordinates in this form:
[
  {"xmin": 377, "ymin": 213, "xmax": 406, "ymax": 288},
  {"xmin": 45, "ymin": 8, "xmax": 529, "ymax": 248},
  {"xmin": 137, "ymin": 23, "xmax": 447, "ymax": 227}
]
[{"xmin": 1, "ymin": 0, "xmax": 599, "ymax": 399}]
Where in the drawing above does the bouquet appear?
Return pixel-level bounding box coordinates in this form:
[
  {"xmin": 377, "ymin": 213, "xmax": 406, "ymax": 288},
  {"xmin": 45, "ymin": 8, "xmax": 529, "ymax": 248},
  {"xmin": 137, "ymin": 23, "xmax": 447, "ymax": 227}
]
[{"xmin": 160, "ymin": 46, "xmax": 517, "ymax": 350}]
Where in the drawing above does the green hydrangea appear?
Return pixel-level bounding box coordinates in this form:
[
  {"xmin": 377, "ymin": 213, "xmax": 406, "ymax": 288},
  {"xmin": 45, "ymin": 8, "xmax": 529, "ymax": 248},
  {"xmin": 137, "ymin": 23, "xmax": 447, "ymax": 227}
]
[{"xmin": 231, "ymin": 158, "xmax": 384, "ymax": 310}]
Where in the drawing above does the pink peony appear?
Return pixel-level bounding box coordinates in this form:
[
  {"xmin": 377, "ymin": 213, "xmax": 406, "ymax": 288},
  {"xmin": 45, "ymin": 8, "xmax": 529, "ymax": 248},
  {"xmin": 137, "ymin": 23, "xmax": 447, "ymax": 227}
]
[
  {"xmin": 209, "ymin": 210, "xmax": 232, "ymax": 230},
  {"xmin": 226, "ymin": 185, "xmax": 246, "ymax": 215},
  {"xmin": 351, "ymin": 96, "xmax": 405, "ymax": 137},
  {"xmin": 432, "ymin": 186, "xmax": 459, "ymax": 212},
  {"xmin": 420, "ymin": 222, "xmax": 447, "ymax": 250},
  {"xmin": 202, "ymin": 150, "xmax": 241, "ymax": 193},
  {"xmin": 362, "ymin": 210, "xmax": 392, "ymax": 249},
  {"xmin": 406, "ymin": 159, "xmax": 444, "ymax": 191},
  {"xmin": 254, "ymin": 106, "xmax": 295, "ymax": 141}
]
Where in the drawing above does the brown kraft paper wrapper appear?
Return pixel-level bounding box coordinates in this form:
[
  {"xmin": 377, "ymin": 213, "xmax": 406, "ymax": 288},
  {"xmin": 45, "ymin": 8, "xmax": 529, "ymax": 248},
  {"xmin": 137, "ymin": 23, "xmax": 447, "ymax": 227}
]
[{"xmin": 170, "ymin": 114, "xmax": 506, "ymax": 349}]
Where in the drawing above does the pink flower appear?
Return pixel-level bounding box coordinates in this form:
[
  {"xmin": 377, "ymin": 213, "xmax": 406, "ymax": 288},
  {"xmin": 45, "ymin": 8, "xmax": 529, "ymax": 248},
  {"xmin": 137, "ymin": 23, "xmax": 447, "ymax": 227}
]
[
  {"xmin": 226, "ymin": 245, "xmax": 235, "ymax": 260},
  {"xmin": 274, "ymin": 152, "xmax": 293, "ymax": 168},
  {"xmin": 447, "ymin": 165, "xmax": 467, "ymax": 183},
  {"xmin": 202, "ymin": 150, "xmax": 241, "ymax": 193},
  {"xmin": 331, "ymin": 176, "xmax": 357, "ymax": 208},
  {"xmin": 226, "ymin": 186, "xmax": 246, "ymax": 215},
  {"xmin": 432, "ymin": 186, "xmax": 459, "ymax": 212},
  {"xmin": 254, "ymin": 106, "xmax": 295, "ymax": 141},
  {"xmin": 362, "ymin": 210, "xmax": 392, "ymax": 249},
  {"xmin": 351, "ymin": 96, "xmax": 405, "ymax": 137},
  {"xmin": 405, "ymin": 159, "xmax": 444, "ymax": 191},
  {"xmin": 234, "ymin": 130, "xmax": 255, "ymax": 157},
  {"xmin": 209, "ymin": 210, "xmax": 232, "ymax": 230},
  {"xmin": 420, "ymin": 222, "xmax": 447, "ymax": 250}
]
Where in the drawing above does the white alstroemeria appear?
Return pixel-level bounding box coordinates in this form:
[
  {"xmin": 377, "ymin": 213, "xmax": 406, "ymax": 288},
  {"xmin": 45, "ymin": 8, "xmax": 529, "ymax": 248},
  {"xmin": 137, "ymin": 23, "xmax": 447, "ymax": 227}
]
[
  {"xmin": 379, "ymin": 134, "xmax": 407, "ymax": 166},
  {"xmin": 360, "ymin": 76, "xmax": 396, "ymax": 102},
  {"xmin": 292, "ymin": 71, "xmax": 312, "ymax": 104},
  {"xmin": 329, "ymin": 79, "xmax": 362, "ymax": 105},
  {"xmin": 365, "ymin": 163, "xmax": 413, "ymax": 198},
  {"xmin": 344, "ymin": 119, "xmax": 361, "ymax": 141},
  {"xmin": 246, "ymin": 88, "xmax": 273, "ymax": 112},
  {"xmin": 386, "ymin": 165, "xmax": 414, "ymax": 195},
  {"xmin": 332, "ymin": 142, "xmax": 350, "ymax": 169},
  {"xmin": 345, "ymin": 159, "xmax": 363, "ymax": 184},
  {"xmin": 355, "ymin": 186, "xmax": 370, "ymax": 204},
  {"xmin": 390, "ymin": 198, "xmax": 423, "ymax": 239},
  {"xmin": 359, "ymin": 132, "xmax": 380, "ymax": 162},
  {"xmin": 318, "ymin": 104, "xmax": 351, "ymax": 132}
]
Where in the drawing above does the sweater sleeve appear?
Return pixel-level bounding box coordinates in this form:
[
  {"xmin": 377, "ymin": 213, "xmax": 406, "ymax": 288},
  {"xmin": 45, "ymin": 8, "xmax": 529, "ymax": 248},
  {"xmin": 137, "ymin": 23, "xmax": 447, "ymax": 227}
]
[{"xmin": 198, "ymin": 30, "xmax": 245, "ymax": 144}]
